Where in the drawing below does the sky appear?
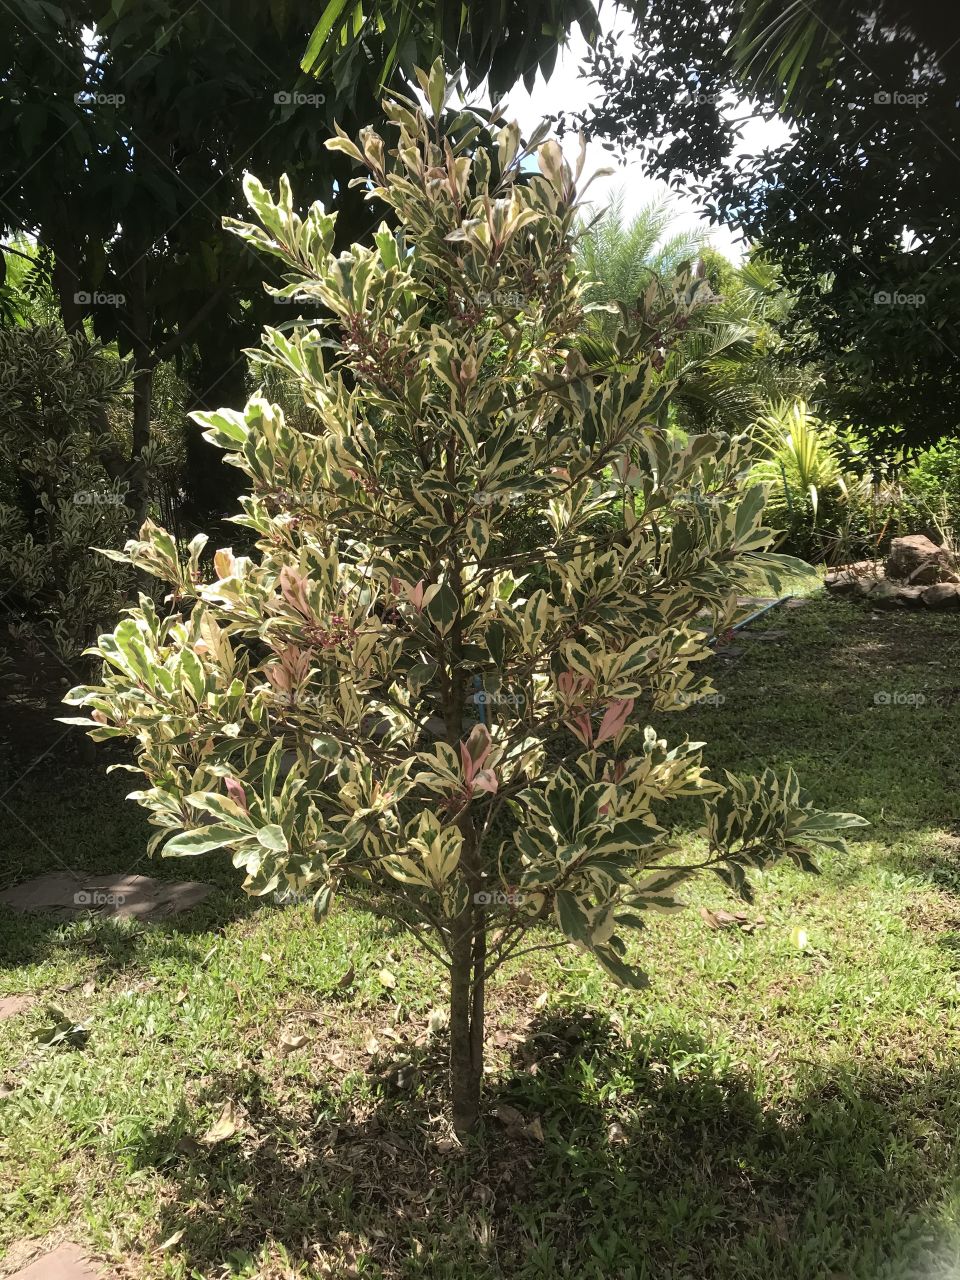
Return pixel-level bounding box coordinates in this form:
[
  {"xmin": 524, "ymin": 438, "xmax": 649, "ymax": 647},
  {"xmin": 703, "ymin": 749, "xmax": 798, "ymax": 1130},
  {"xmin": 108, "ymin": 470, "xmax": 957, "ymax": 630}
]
[{"xmin": 495, "ymin": 14, "xmax": 792, "ymax": 261}]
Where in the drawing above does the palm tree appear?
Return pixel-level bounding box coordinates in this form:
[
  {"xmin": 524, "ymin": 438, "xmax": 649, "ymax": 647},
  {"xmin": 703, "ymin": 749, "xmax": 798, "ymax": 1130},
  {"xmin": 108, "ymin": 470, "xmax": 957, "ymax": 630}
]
[
  {"xmin": 731, "ymin": 0, "xmax": 960, "ymax": 108},
  {"xmin": 576, "ymin": 196, "xmax": 814, "ymax": 432},
  {"xmin": 576, "ymin": 193, "xmax": 705, "ymax": 337}
]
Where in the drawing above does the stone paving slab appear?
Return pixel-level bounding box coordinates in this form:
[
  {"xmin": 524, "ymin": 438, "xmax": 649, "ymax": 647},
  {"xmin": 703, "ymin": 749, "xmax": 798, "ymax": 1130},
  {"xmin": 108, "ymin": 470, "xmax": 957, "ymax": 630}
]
[
  {"xmin": 0, "ymin": 996, "xmax": 30, "ymax": 1021},
  {"xmin": 8, "ymin": 1244, "xmax": 107, "ymax": 1280},
  {"xmin": 0, "ymin": 872, "xmax": 212, "ymax": 921}
]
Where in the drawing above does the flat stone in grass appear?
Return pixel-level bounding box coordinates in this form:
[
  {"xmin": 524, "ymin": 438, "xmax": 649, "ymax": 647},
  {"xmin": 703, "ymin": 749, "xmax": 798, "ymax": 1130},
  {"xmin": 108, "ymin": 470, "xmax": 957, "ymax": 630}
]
[
  {"xmin": 0, "ymin": 872, "xmax": 212, "ymax": 921},
  {"xmin": 8, "ymin": 1245, "xmax": 108, "ymax": 1280},
  {"xmin": 0, "ymin": 995, "xmax": 30, "ymax": 1021}
]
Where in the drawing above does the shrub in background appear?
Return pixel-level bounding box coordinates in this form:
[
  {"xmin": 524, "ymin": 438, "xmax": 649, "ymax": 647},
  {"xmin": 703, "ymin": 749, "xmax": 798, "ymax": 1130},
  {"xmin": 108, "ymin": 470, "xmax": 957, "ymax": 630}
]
[
  {"xmin": 0, "ymin": 325, "xmax": 134, "ymax": 661},
  {"xmin": 65, "ymin": 68, "xmax": 866, "ymax": 1136}
]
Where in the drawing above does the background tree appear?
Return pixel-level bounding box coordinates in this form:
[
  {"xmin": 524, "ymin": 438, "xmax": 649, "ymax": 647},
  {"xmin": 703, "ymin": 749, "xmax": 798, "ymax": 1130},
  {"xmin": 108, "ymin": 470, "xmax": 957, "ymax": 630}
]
[
  {"xmin": 66, "ymin": 72, "xmax": 865, "ymax": 1136},
  {"xmin": 578, "ymin": 0, "xmax": 960, "ymax": 453},
  {"xmin": 576, "ymin": 198, "xmax": 813, "ymax": 434},
  {"xmin": 2, "ymin": 0, "xmax": 589, "ymax": 529},
  {"xmin": 576, "ymin": 194, "xmax": 705, "ymax": 337},
  {"xmin": 0, "ymin": 325, "xmax": 133, "ymax": 661},
  {"xmin": 301, "ymin": 0, "xmax": 600, "ymax": 96}
]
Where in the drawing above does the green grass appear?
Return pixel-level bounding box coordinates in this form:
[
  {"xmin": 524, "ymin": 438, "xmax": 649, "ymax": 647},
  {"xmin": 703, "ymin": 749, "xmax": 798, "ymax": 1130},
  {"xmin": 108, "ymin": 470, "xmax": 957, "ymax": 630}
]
[{"xmin": 2, "ymin": 593, "xmax": 960, "ymax": 1279}]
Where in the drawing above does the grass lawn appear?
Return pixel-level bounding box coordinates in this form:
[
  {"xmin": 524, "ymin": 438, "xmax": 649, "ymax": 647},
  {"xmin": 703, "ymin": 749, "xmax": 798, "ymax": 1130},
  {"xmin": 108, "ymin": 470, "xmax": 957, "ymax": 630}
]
[{"xmin": 1, "ymin": 592, "xmax": 960, "ymax": 1279}]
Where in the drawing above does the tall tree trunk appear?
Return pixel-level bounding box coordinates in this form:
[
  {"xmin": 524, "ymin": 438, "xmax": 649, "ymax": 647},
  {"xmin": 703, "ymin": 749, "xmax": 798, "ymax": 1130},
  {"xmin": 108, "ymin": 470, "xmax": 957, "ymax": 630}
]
[
  {"xmin": 49, "ymin": 235, "xmax": 84, "ymax": 334},
  {"xmin": 126, "ymin": 258, "xmax": 153, "ymax": 529},
  {"xmin": 128, "ymin": 361, "xmax": 153, "ymax": 528},
  {"xmin": 449, "ymin": 908, "xmax": 485, "ymax": 1137}
]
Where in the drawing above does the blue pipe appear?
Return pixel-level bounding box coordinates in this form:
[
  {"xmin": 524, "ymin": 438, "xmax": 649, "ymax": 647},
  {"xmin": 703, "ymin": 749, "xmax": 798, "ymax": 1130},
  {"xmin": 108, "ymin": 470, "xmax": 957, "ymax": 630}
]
[{"xmin": 708, "ymin": 594, "xmax": 793, "ymax": 646}]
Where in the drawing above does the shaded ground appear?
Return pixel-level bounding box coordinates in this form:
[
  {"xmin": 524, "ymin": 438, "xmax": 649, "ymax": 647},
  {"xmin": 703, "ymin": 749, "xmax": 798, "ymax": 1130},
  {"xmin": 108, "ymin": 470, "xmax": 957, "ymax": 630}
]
[{"xmin": 1, "ymin": 593, "xmax": 959, "ymax": 1279}]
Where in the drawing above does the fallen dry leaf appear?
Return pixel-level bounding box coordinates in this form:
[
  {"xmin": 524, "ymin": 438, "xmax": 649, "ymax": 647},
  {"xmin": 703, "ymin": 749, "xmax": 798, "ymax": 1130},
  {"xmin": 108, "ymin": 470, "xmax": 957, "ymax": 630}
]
[
  {"xmin": 365, "ymin": 1034, "xmax": 380, "ymax": 1055},
  {"xmin": 700, "ymin": 906, "xmax": 764, "ymax": 933},
  {"xmin": 337, "ymin": 966, "xmax": 355, "ymax": 988},
  {"xmin": 201, "ymin": 1099, "xmax": 243, "ymax": 1145},
  {"xmin": 426, "ymin": 1007, "xmax": 447, "ymax": 1035},
  {"xmin": 492, "ymin": 1103, "xmax": 526, "ymax": 1131},
  {"xmin": 278, "ymin": 1032, "xmax": 309, "ymax": 1056},
  {"xmin": 159, "ymin": 1229, "xmax": 185, "ymax": 1251}
]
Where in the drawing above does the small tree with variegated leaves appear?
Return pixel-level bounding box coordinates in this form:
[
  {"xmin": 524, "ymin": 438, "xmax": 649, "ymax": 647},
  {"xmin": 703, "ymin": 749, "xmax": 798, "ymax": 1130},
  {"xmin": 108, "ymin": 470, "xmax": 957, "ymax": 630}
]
[{"xmin": 63, "ymin": 64, "xmax": 866, "ymax": 1137}]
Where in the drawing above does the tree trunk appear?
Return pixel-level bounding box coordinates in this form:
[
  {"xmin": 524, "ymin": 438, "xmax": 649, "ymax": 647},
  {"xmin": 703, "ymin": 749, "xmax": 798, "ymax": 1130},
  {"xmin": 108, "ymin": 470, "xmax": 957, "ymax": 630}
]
[
  {"xmin": 449, "ymin": 910, "xmax": 485, "ymax": 1137},
  {"xmin": 127, "ymin": 361, "xmax": 153, "ymax": 528}
]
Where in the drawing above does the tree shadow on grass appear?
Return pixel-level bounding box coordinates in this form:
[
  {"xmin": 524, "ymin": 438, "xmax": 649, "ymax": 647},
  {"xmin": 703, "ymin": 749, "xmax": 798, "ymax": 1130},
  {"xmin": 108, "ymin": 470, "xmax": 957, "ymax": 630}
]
[
  {"xmin": 0, "ymin": 890, "xmax": 262, "ymax": 975},
  {"xmin": 0, "ymin": 756, "xmax": 268, "ymax": 972},
  {"xmin": 129, "ymin": 1009, "xmax": 960, "ymax": 1280}
]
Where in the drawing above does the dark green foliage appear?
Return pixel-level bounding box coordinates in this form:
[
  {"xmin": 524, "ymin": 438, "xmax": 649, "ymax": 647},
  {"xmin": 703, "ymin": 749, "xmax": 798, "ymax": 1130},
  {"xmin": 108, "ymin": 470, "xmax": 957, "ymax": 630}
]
[{"xmin": 577, "ymin": 0, "xmax": 960, "ymax": 453}]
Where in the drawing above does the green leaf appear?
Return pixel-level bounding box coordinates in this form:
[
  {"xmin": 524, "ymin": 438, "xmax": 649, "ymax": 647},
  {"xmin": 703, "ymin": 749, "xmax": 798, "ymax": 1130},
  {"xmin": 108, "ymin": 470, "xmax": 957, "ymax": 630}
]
[
  {"xmin": 424, "ymin": 582, "xmax": 458, "ymax": 636},
  {"xmin": 592, "ymin": 945, "xmax": 650, "ymax": 990},
  {"xmin": 301, "ymin": 0, "xmax": 351, "ymax": 73},
  {"xmin": 555, "ymin": 889, "xmax": 590, "ymax": 941},
  {"xmin": 257, "ymin": 824, "xmax": 288, "ymax": 853},
  {"xmin": 163, "ymin": 825, "xmax": 241, "ymax": 856},
  {"xmin": 407, "ymin": 661, "xmax": 437, "ymax": 699},
  {"xmin": 313, "ymin": 884, "xmax": 333, "ymax": 921}
]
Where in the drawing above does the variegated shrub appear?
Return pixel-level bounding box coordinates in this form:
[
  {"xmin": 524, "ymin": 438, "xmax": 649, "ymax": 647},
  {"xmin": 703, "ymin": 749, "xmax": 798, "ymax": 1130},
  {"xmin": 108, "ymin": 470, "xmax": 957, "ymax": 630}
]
[{"xmin": 64, "ymin": 64, "xmax": 866, "ymax": 1136}]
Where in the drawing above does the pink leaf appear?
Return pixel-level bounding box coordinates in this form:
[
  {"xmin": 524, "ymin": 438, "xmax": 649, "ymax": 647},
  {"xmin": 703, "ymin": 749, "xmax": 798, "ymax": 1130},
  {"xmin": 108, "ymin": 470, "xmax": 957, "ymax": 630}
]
[
  {"xmin": 224, "ymin": 777, "xmax": 248, "ymax": 813},
  {"xmin": 595, "ymin": 698, "xmax": 634, "ymax": 747},
  {"xmin": 279, "ymin": 566, "xmax": 313, "ymax": 619},
  {"xmin": 462, "ymin": 723, "xmax": 491, "ymax": 770},
  {"xmin": 400, "ymin": 578, "xmax": 427, "ymax": 610},
  {"xmin": 558, "ymin": 670, "xmax": 592, "ymax": 703},
  {"xmin": 567, "ymin": 711, "xmax": 594, "ymax": 748},
  {"xmin": 472, "ymin": 768, "xmax": 499, "ymax": 795}
]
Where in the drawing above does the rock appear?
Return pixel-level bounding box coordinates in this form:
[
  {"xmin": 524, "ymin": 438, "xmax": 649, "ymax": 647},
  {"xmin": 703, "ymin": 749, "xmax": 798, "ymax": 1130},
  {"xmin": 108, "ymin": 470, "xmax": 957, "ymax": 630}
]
[
  {"xmin": 0, "ymin": 996, "xmax": 30, "ymax": 1021},
  {"xmin": 885, "ymin": 534, "xmax": 956, "ymax": 583},
  {"xmin": 922, "ymin": 583, "xmax": 960, "ymax": 610},
  {"xmin": 869, "ymin": 579, "xmax": 907, "ymax": 608},
  {"xmin": 855, "ymin": 575, "xmax": 887, "ymax": 598},
  {"xmin": 906, "ymin": 561, "xmax": 943, "ymax": 586},
  {"xmin": 8, "ymin": 1245, "xmax": 108, "ymax": 1280},
  {"xmin": 895, "ymin": 586, "xmax": 925, "ymax": 607},
  {"xmin": 826, "ymin": 565, "xmax": 880, "ymax": 594},
  {"xmin": 0, "ymin": 873, "xmax": 213, "ymax": 920},
  {"xmin": 824, "ymin": 573, "xmax": 859, "ymax": 594}
]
